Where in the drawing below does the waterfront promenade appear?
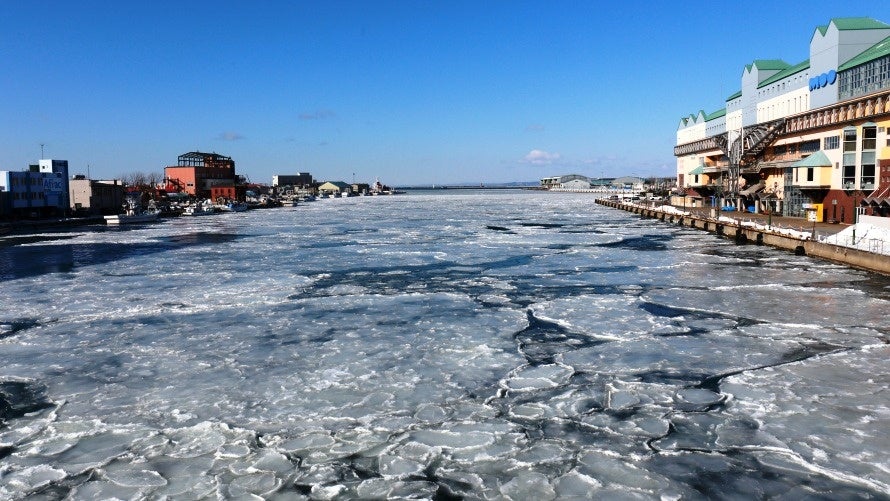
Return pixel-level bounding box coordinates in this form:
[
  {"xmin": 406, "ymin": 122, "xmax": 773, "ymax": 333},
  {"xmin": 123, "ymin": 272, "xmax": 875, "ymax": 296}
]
[
  {"xmin": 635, "ymin": 201, "xmax": 849, "ymax": 239},
  {"xmin": 597, "ymin": 198, "xmax": 890, "ymax": 275}
]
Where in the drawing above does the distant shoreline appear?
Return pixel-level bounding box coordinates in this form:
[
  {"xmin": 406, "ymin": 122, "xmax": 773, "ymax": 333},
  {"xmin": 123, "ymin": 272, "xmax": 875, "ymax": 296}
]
[{"xmin": 398, "ymin": 185, "xmax": 539, "ymax": 190}]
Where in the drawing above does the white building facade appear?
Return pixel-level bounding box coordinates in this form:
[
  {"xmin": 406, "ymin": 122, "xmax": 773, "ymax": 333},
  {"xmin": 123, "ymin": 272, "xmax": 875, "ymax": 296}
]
[{"xmin": 675, "ymin": 17, "xmax": 890, "ymax": 223}]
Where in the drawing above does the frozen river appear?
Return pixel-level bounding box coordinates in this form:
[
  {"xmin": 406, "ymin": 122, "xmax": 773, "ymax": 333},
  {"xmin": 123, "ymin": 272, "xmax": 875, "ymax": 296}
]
[{"xmin": 1, "ymin": 190, "xmax": 888, "ymax": 499}]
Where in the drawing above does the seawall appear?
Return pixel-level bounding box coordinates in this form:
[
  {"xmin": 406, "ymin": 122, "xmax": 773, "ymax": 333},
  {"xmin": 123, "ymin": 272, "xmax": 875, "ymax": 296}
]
[{"xmin": 596, "ymin": 199, "xmax": 890, "ymax": 276}]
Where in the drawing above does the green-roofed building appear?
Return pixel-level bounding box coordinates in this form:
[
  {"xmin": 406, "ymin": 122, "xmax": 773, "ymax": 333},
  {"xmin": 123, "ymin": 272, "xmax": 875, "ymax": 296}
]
[{"xmin": 675, "ymin": 16, "xmax": 890, "ymax": 222}]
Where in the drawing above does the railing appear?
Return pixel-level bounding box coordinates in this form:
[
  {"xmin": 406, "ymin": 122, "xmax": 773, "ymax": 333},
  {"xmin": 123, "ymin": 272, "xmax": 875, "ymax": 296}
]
[{"xmin": 829, "ymin": 236, "xmax": 888, "ymax": 255}]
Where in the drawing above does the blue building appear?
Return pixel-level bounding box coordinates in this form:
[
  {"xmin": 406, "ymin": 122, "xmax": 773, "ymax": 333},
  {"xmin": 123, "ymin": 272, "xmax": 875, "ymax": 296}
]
[{"xmin": 0, "ymin": 159, "xmax": 70, "ymax": 218}]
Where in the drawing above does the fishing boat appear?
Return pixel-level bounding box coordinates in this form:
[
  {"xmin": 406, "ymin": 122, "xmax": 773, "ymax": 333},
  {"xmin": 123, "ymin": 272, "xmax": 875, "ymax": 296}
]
[
  {"xmin": 104, "ymin": 211, "xmax": 159, "ymax": 224},
  {"xmin": 182, "ymin": 200, "xmax": 216, "ymax": 216},
  {"xmin": 225, "ymin": 201, "xmax": 250, "ymax": 212},
  {"xmin": 104, "ymin": 200, "xmax": 160, "ymax": 225}
]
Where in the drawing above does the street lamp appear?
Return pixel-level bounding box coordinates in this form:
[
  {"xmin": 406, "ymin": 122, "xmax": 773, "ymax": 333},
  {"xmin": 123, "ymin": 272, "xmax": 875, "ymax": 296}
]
[{"xmin": 767, "ymin": 201, "xmax": 772, "ymax": 229}]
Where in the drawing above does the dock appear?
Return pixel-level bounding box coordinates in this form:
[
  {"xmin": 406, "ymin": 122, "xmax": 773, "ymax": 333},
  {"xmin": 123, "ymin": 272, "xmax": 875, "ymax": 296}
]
[{"xmin": 596, "ymin": 199, "xmax": 890, "ymax": 275}]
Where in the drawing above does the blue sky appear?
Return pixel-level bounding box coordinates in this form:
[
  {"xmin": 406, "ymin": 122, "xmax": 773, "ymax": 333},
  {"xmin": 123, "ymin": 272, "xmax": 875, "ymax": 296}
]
[{"xmin": 2, "ymin": 2, "xmax": 887, "ymax": 186}]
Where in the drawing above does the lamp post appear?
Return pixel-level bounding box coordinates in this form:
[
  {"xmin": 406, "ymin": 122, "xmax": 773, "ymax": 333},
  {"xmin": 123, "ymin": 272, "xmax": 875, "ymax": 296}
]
[
  {"xmin": 767, "ymin": 200, "xmax": 772, "ymax": 229},
  {"xmin": 852, "ymin": 196, "xmax": 857, "ymax": 244}
]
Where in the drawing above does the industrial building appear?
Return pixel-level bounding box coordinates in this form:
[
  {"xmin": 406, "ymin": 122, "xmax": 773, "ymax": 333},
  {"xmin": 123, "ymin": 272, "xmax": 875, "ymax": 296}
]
[
  {"xmin": 0, "ymin": 159, "xmax": 70, "ymax": 218},
  {"xmin": 675, "ymin": 17, "xmax": 890, "ymax": 223},
  {"xmin": 272, "ymin": 173, "xmax": 314, "ymax": 187},
  {"xmin": 539, "ymin": 174, "xmax": 592, "ymax": 190},
  {"xmin": 164, "ymin": 152, "xmax": 238, "ymax": 199},
  {"xmin": 69, "ymin": 176, "xmax": 126, "ymax": 215}
]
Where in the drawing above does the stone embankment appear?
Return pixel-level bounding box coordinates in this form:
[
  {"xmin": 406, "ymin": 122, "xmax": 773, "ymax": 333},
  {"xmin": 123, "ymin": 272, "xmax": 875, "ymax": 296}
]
[{"xmin": 596, "ymin": 199, "xmax": 890, "ymax": 275}]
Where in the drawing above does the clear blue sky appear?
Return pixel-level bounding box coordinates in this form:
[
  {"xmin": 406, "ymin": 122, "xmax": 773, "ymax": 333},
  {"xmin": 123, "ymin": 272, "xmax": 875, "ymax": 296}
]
[{"xmin": 2, "ymin": 1, "xmax": 886, "ymax": 186}]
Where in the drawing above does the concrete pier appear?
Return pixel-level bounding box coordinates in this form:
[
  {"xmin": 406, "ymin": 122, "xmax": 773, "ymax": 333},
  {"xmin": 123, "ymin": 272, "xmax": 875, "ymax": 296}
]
[{"xmin": 596, "ymin": 199, "xmax": 890, "ymax": 275}]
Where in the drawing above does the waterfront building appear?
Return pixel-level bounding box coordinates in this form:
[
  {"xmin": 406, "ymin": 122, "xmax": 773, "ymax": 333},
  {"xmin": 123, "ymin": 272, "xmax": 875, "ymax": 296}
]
[
  {"xmin": 0, "ymin": 159, "xmax": 70, "ymax": 218},
  {"xmin": 539, "ymin": 174, "xmax": 592, "ymax": 190},
  {"xmin": 675, "ymin": 17, "xmax": 890, "ymax": 222},
  {"xmin": 69, "ymin": 176, "xmax": 126, "ymax": 215},
  {"xmin": 558, "ymin": 174, "xmax": 592, "ymax": 190},
  {"xmin": 612, "ymin": 176, "xmax": 646, "ymax": 191},
  {"xmin": 318, "ymin": 181, "xmax": 352, "ymax": 195},
  {"xmin": 164, "ymin": 152, "xmax": 236, "ymax": 198},
  {"xmin": 272, "ymin": 173, "xmax": 314, "ymax": 187},
  {"xmin": 540, "ymin": 176, "xmax": 561, "ymax": 189}
]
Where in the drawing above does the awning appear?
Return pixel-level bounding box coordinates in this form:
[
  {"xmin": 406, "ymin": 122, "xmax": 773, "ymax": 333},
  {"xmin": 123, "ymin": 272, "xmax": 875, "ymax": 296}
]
[
  {"xmin": 791, "ymin": 150, "xmax": 832, "ymax": 168},
  {"xmin": 688, "ymin": 166, "xmax": 705, "ymax": 175}
]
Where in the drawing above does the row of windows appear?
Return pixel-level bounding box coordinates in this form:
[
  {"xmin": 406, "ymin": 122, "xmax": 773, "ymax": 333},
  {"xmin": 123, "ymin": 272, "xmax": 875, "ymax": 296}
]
[
  {"xmin": 12, "ymin": 192, "xmax": 45, "ymax": 200},
  {"xmin": 839, "ymin": 55, "xmax": 890, "ymax": 100},
  {"xmin": 757, "ymin": 73, "xmax": 808, "ymax": 99},
  {"xmin": 758, "ymin": 94, "xmax": 809, "ymax": 122},
  {"xmin": 841, "ymin": 163, "xmax": 876, "ymax": 190},
  {"xmin": 6, "ymin": 177, "xmax": 44, "ymax": 186},
  {"xmin": 840, "ymin": 125, "xmax": 877, "ymax": 189},
  {"xmin": 773, "ymin": 127, "xmax": 880, "ymax": 157},
  {"xmin": 774, "ymin": 139, "xmax": 827, "ymax": 155},
  {"xmin": 800, "ymin": 139, "xmax": 820, "ymax": 153},
  {"xmin": 842, "ymin": 126, "xmax": 878, "ymax": 152}
]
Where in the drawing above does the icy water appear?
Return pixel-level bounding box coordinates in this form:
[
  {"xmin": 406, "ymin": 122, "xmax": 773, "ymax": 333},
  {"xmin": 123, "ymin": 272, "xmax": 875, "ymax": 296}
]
[{"xmin": 1, "ymin": 190, "xmax": 889, "ymax": 500}]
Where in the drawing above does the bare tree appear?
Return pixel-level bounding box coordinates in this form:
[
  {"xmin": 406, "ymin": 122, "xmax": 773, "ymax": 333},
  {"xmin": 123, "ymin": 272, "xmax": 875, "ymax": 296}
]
[
  {"xmin": 117, "ymin": 172, "xmax": 133, "ymax": 186},
  {"xmin": 146, "ymin": 172, "xmax": 163, "ymax": 188},
  {"xmin": 131, "ymin": 172, "xmax": 147, "ymax": 188}
]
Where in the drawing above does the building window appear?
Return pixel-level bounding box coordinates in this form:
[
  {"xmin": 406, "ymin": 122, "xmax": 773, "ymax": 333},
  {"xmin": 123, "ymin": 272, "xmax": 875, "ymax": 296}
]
[
  {"xmin": 843, "ymin": 128, "xmax": 857, "ymax": 190},
  {"xmin": 843, "ymin": 164, "xmax": 856, "ymax": 190},
  {"xmin": 824, "ymin": 135, "xmax": 839, "ymax": 150},
  {"xmin": 862, "ymin": 161, "xmax": 875, "ymax": 190},
  {"xmin": 843, "ymin": 128, "xmax": 857, "ymax": 152},
  {"xmin": 807, "ymin": 168, "xmax": 814, "ymax": 182},
  {"xmin": 861, "ymin": 126, "xmax": 876, "ymax": 190},
  {"xmin": 862, "ymin": 126, "xmax": 877, "ymax": 150},
  {"xmin": 800, "ymin": 139, "xmax": 820, "ymax": 153}
]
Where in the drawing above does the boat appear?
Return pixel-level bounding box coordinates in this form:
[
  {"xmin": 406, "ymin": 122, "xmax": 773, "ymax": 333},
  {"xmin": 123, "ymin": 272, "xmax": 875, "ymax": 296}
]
[
  {"xmin": 182, "ymin": 200, "xmax": 216, "ymax": 216},
  {"xmin": 104, "ymin": 199, "xmax": 160, "ymax": 225},
  {"xmin": 104, "ymin": 211, "xmax": 159, "ymax": 224},
  {"xmin": 217, "ymin": 201, "xmax": 250, "ymax": 212}
]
